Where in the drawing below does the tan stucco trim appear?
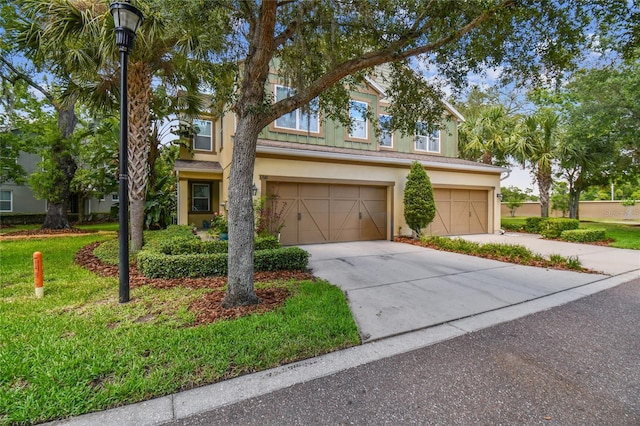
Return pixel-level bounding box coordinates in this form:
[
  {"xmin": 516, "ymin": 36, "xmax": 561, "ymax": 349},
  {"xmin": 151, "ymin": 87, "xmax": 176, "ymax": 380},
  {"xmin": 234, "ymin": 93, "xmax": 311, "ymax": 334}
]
[
  {"xmin": 259, "ymin": 174, "xmax": 395, "ymax": 188},
  {"xmin": 256, "ymin": 144, "xmax": 507, "ymax": 175},
  {"xmin": 432, "ymin": 183, "xmax": 495, "ymax": 190}
]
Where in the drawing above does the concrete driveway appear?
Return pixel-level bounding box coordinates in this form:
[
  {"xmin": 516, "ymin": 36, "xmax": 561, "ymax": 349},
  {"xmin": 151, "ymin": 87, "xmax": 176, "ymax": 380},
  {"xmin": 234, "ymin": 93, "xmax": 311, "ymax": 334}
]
[{"xmin": 303, "ymin": 238, "xmax": 639, "ymax": 342}]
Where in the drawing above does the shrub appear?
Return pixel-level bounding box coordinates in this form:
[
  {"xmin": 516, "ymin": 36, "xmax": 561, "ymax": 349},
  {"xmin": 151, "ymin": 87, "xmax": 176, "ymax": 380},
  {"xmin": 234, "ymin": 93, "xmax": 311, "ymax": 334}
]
[
  {"xmin": 476, "ymin": 243, "xmax": 532, "ymax": 261},
  {"xmin": 254, "ymin": 247, "xmax": 309, "ymax": 271},
  {"xmin": 560, "ymin": 228, "xmax": 607, "ymax": 242},
  {"xmin": 137, "ymin": 246, "xmax": 308, "ymax": 278},
  {"xmin": 524, "ymin": 217, "xmax": 549, "ymax": 234},
  {"xmin": 255, "ymin": 235, "xmax": 281, "ymax": 250},
  {"xmin": 566, "ymin": 256, "xmax": 582, "ymax": 270},
  {"xmin": 541, "ymin": 218, "xmax": 579, "ymax": 239},
  {"xmin": 404, "ymin": 161, "xmax": 436, "ymax": 237},
  {"xmin": 138, "ymin": 252, "xmax": 228, "ymax": 278},
  {"xmin": 255, "ymin": 193, "xmax": 288, "ymax": 237},
  {"xmin": 501, "ymin": 221, "xmax": 524, "ymax": 232},
  {"xmin": 158, "ymin": 237, "xmax": 206, "ymax": 255},
  {"xmin": 144, "ymin": 225, "xmax": 197, "ymax": 252}
]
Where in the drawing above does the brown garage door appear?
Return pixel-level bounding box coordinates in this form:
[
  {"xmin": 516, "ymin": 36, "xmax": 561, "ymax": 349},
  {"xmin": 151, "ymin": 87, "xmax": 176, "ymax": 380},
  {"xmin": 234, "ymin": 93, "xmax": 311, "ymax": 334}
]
[
  {"xmin": 430, "ymin": 188, "xmax": 488, "ymax": 235},
  {"xmin": 267, "ymin": 182, "xmax": 387, "ymax": 245}
]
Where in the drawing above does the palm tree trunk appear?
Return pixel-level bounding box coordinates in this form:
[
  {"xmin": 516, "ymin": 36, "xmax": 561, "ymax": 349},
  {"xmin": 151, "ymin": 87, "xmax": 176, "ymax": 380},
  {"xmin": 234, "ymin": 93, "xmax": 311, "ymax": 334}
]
[
  {"xmin": 537, "ymin": 169, "xmax": 552, "ymax": 218},
  {"xmin": 127, "ymin": 62, "xmax": 152, "ymax": 252},
  {"xmin": 222, "ymin": 113, "xmax": 260, "ymax": 308}
]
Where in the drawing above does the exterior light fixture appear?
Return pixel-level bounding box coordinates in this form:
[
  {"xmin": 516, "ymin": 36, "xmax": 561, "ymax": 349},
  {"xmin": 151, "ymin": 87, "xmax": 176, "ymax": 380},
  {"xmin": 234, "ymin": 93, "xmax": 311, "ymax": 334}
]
[
  {"xmin": 496, "ymin": 193, "xmax": 503, "ymax": 201},
  {"xmin": 251, "ymin": 183, "xmax": 258, "ymax": 196},
  {"xmin": 111, "ymin": 0, "xmax": 143, "ymax": 303}
]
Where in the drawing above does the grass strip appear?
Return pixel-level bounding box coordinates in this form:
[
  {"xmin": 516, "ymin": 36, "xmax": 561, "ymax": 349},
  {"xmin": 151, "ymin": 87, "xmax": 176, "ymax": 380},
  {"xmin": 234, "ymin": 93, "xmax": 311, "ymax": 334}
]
[{"xmin": 501, "ymin": 217, "xmax": 640, "ymax": 250}]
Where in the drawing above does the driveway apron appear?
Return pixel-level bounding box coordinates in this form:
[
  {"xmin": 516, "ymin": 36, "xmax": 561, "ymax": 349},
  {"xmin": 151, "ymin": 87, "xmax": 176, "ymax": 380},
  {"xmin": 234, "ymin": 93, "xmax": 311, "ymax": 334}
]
[{"xmin": 302, "ymin": 240, "xmax": 618, "ymax": 342}]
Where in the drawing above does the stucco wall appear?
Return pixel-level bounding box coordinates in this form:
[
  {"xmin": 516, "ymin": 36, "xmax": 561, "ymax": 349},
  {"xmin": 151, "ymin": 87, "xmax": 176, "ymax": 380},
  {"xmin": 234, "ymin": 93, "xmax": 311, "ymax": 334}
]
[{"xmin": 502, "ymin": 201, "xmax": 640, "ymax": 221}]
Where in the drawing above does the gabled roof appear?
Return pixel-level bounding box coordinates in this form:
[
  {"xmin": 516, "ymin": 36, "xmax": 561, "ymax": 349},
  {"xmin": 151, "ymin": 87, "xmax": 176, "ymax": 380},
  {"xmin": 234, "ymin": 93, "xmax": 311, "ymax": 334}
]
[{"xmin": 370, "ymin": 64, "xmax": 465, "ymax": 122}]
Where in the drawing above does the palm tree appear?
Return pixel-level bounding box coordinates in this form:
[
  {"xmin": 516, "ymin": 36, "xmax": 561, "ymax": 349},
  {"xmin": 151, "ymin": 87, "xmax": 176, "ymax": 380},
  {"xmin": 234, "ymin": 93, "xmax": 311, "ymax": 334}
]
[
  {"xmin": 16, "ymin": 0, "xmax": 209, "ymax": 250},
  {"xmin": 510, "ymin": 108, "xmax": 561, "ymax": 217},
  {"xmin": 458, "ymin": 105, "xmax": 516, "ymax": 166}
]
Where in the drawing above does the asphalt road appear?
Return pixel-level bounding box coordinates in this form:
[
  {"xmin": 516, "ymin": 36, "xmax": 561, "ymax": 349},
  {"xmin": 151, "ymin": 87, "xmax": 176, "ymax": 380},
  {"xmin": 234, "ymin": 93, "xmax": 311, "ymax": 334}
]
[{"xmin": 164, "ymin": 279, "xmax": 640, "ymax": 426}]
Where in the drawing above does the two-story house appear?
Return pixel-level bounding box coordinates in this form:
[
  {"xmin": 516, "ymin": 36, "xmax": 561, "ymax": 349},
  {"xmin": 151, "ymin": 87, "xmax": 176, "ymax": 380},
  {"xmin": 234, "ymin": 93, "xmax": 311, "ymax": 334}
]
[{"xmin": 174, "ymin": 67, "xmax": 507, "ymax": 245}]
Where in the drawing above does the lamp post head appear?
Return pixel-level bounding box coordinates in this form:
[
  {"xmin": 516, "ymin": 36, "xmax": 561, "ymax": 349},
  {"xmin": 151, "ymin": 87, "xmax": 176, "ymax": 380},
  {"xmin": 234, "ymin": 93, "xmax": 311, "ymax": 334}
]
[{"xmin": 111, "ymin": 1, "xmax": 144, "ymax": 51}]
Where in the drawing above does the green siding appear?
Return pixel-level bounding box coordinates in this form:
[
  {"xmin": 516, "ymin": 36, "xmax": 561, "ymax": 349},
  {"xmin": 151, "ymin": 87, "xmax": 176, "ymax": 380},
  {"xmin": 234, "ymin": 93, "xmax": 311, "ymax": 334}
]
[{"xmin": 261, "ymin": 73, "xmax": 460, "ymax": 158}]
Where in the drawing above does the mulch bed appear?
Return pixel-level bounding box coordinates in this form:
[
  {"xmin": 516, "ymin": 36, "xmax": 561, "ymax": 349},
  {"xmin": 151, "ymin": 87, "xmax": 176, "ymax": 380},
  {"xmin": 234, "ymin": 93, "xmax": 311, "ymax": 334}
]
[
  {"xmin": 395, "ymin": 236, "xmax": 600, "ymax": 273},
  {"xmin": 74, "ymin": 241, "xmax": 315, "ymax": 325},
  {"xmin": 0, "ymin": 227, "xmax": 95, "ymax": 239}
]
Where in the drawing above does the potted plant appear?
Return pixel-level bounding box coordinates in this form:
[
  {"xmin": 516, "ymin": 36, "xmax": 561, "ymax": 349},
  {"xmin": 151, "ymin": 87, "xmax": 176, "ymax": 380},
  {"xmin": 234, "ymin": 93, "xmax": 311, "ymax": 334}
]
[{"xmin": 210, "ymin": 211, "xmax": 229, "ymax": 240}]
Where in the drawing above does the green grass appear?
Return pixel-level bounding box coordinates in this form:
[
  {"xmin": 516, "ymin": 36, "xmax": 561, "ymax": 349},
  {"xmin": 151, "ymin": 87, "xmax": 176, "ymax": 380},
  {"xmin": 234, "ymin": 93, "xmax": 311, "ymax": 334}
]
[
  {"xmin": 579, "ymin": 221, "xmax": 640, "ymax": 249},
  {"xmin": 0, "ymin": 234, "xmax": 359, "ymax": 425},
  {"xmin": 501, "ymin": 217, "xmax": 640, "ymax": 250}
]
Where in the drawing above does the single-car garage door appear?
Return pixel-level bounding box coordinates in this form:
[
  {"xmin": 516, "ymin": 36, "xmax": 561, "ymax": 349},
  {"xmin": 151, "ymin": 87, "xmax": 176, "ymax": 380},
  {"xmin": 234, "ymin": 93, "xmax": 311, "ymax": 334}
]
[
  {"xmin": 429, "ymin": 188, "xmax": 488, "ymax": 236},
  {"xmin": 267, "ymin": 182, "xmax": 387, "ymax": 245}
]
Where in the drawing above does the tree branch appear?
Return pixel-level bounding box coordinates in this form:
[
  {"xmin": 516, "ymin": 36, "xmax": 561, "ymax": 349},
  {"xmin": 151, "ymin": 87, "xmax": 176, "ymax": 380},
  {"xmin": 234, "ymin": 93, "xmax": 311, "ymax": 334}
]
[
  {"xmin": 273, "ymin": 1, "xmax": 316, "ymax": 49},
  {"xmin": 262, "ymin": 0, "xmax": 515, "ymax": 127},
  {"xmin": 0, "ymin": 55, "xmax": 59, "ymax": 109}
]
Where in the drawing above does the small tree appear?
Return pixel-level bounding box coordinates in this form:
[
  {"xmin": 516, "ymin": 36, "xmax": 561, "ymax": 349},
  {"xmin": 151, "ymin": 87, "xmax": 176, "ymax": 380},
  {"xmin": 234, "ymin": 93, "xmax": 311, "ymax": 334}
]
[
  {"xmin": 501, "ymin": 186, "xmax": 530, "ymax": 217},
  {"xmin": 255, "ymin": 192, "xmax": 287, "ymax": 238},
  {"xmin": 551, "ymin": 181, "xmax": 570, "ymax": 217},
  {"xmin": 404, "ymin": 161, "xmax": 436, "ymax": 238}
]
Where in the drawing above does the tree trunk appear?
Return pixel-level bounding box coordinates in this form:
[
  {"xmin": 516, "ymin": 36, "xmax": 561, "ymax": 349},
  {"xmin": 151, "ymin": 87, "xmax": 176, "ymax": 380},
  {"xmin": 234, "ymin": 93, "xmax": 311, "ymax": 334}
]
[
  {"xmin": 222, "ymin": 3, "xmax": 276, "ymax": 307},
  {"xmin": 481, "ymin": 150, "xmax": 493, "ymax": 165},
  {"xmin": 78, "ymin": 195, "xmax": 85, "ymax": 223},
  {"xmin": 569, "ymin": 190, "xmax": 580, "ymax": 219},
  {"xmin": 222, "ymin": 114, "xmax": 261, "ymax": 308},
  {"xmin": 42, "ymin": 103, "xmax": 78, "ymax": 229},
  {"xmin": 536, "ymin": 169, "xmax": 552, "ymax": 218},
  {"xmin": 127, "ymin": 62, "xmax": 153, "ymax": 252}
]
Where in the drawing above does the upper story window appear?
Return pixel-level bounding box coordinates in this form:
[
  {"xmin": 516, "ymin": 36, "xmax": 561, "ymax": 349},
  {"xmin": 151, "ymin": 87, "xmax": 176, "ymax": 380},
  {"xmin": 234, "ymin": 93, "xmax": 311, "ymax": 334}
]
[
  {"xmin": 378, "ymin": 114, "xmax": 393, "ymax": 148},
  {"xmin": 193, "ymin": 119, "xmax": 213, "ymax": 151},
  {"xmin": 274, "ymin": 85, "xmax": 319, "ymax": 133},
  {"xmin": 192, "ymin": 183, "xmax": 210, "ymax": 212},
  {"xmin": 415, "ymin": 122, "xmax": 440, "ymax": 153},
  {"xmin": 0, "ymin": 190, "xmax": 12, "ymax": 212},
  {"xmin": 349, "ymin": 100, "xmax": 368, "ymax": 140}
]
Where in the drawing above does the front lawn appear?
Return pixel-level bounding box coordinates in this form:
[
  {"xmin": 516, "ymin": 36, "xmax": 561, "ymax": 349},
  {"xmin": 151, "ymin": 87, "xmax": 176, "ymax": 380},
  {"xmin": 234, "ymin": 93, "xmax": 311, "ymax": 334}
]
[
  {"xmin": 501, "ymin": 217, "xmax": 640, "ymax": 250},
  {"xmin": 0, "ymin": 233, "xmax": 359, "ymax": 425}
]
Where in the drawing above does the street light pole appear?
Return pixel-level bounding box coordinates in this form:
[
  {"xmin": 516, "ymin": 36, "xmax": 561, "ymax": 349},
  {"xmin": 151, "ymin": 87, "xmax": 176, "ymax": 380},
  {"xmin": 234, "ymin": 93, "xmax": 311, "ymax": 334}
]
[{"xmin": 111, "ymin": 1, "xmax": 144, "ymax": 304}]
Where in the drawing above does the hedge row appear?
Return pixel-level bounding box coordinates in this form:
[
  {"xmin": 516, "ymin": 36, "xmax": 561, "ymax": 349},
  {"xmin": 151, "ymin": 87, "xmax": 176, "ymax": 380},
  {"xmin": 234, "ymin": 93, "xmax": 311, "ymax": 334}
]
[
  {"xmin": 138, "ymin": 247, "xmax": 309, "ymax": 278},
  {"xmin": 524, "ymin": 217, "xmax": 548, "ymax": 233},
  {"xmin": 540, "ymin": 218, "xmax": 580, "ymax": 238},
  {"xmin": 158, "ymin": 235, "xmax": 281, "ymax": 255},
  {"xmin": 561, "ymin": 228, "xmax": 607, "ymax": 242}
]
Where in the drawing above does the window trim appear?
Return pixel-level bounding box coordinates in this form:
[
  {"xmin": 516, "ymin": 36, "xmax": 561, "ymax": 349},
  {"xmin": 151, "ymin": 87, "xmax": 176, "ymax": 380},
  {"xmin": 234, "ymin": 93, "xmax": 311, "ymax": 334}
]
[
  {"xmin": 414, "ymin": 123, "xmax": 441, "ymax": 153},
  {"xmin": 111, "ymin": 193, "xmax": 119, "ymax": 202},
  {"xmin": 193, "ymin": 119, "xmax": 214, "ymax": 152},
  {"xmin": 0, "ymin": 190, "xmax": 13, "ymax": 212},
  {"xmin": 191, "ymin": 183, "xmax": 211, "ymax": 212},
  {"xmin": 378, "ymin": 114, "xmax": 394, "ymax": 148},
  {"xmin": 348, "ymin": 99, "xmax": 369, "ymax": 140},
  {"xmin": 273, "ymin": 85, "xmax": 320, "ymax": 133}
]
